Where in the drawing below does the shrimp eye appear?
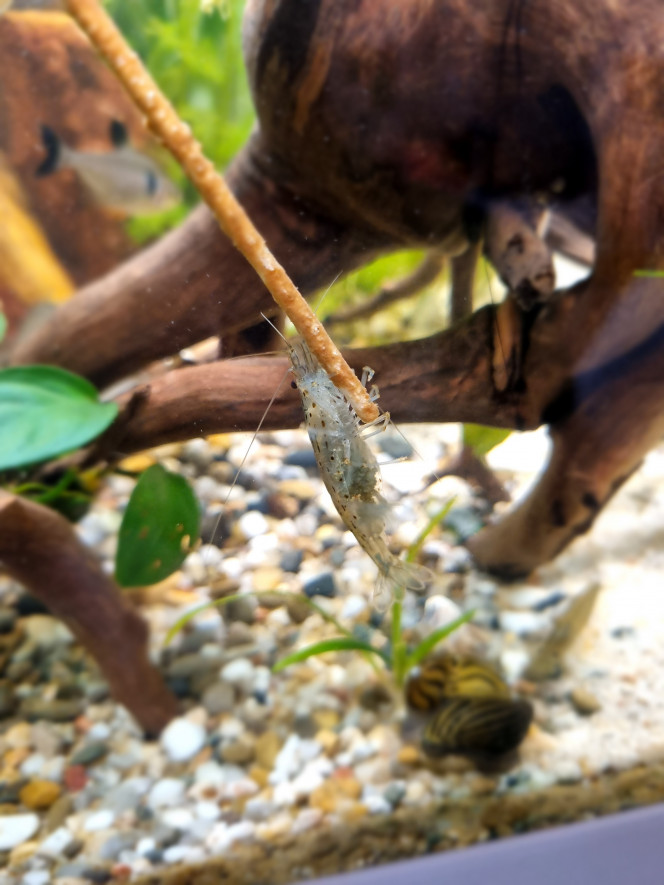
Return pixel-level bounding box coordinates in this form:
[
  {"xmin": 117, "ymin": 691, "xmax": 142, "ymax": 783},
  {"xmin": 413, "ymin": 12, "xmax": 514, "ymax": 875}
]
[{"xmin": 290, "ymin": 381, "xmax": 297, "ymax": 389}]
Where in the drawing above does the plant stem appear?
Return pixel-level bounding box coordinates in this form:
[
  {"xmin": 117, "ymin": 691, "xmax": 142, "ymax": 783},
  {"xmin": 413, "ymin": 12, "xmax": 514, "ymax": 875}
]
[{"xmin": 390, "ymin": 585, "xmax": 407, "ymax": 688}]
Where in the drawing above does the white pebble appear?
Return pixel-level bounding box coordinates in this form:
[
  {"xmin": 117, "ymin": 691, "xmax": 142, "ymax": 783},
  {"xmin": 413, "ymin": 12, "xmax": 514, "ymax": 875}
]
[
  {"xmin": 500, "ymin": 648, "xmax": 531, "ymax": 683},
  {"xmin": 193, "ymin": 761, "xmax": 244, "ymax": 787},
  {"xmin": 206, "ymin": 820, "xmax": 255, "ymax": 854},
  {"xmin": 22, "ymin": 615, "xmax": 73, "ymax": 649},
  {"xmin": 147, "ymin": 778, "xmax": 186, "ymax": 810},
  {"xmin": 136, "ymin": 836, "xmax": 157, "ymax": 857},
  {"xmin": 22, "ymin": 872, "xmax": 50, "ymax": 885},
  {"xmin": 291, "ymin": 808, "xmax": 324, "ymax": 834},
  {"xmin": 20, "ymin": 753, "xmax": 46, "ymax": 778},
  {"xmin": 162, "ymin": 845, "xmax": 206, "ymax": 865},
  {"xmin": 272, "ymin": 781, "xmax": 297, "ymax": 807},
  {"xmin": 195, "ymin": 801, "xmax": 221, "ymax": 821},
  {"xmin": 499, "ymin": 610, "xmax": 548, "ymax": 637},
  {"xmin": 160, "ymin": 807, "xmax": 195, "ymax": 830},
  {"xmin": 244, "ymin": 797, "xmax": 277, "ymax": 822},
  {"xmin": 83, "ymin": 809, "xmax": 116, "ymax": 832},
  {"xmin": 364, "ymin": 795, "xmax": 392, "ymax": 815},
  {"xmin": 0, "ymin": 814, "xmax": 39, "ymax": 850},
  {"xmin": 87, "ymin": 722, "xmax": 111, "ymax": 741},
  {"xmin": 237, "ymin": 511, "xmax": 269, "ymax": 539},
  {"xmin": 38, "ymin": 826, "xmax": 74, "ymax": 857},
  {"xmin": 160, "ymin": 716, "xmax": 206, "ymax": 762},
  {"xmin": 221, "ymin": 658, "xmax": 255, "ymax": 689},
  {"xmin": 340, "ymin": 595, "xmax": 368, "ymax": 620},
  {"xmin": 217, "ymin": 715, "xmax": 246, "ymax": 740}
]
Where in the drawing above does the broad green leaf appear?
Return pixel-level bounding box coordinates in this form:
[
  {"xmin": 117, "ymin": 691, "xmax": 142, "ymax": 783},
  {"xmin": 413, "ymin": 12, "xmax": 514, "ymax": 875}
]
[
  {"xmin": 405, "ymin": 610, "xmax": 476, "ymax": 671},
  {"xmin": 115, "ymin": 464, "xmax": 200, "ymax": 587},
  {"xmin": 0, "ymin": 366, "xmax": 118, "ymax": 470},
  {"xmin": 462, "ymin": 424, "xmax": 511, "ymax": 459},
  {"xmin": 273, "ymin": 638, "xmax": 390, "ymax": 672}
]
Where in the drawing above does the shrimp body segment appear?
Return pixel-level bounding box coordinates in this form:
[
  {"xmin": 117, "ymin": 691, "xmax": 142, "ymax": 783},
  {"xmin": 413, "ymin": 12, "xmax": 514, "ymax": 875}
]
[{"xmin": 288, "ymin": 339, "xmax": 430, "ymax": 595}]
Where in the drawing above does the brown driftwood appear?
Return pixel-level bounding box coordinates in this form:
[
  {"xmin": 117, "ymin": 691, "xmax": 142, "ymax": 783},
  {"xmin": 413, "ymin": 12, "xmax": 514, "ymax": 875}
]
[
  {"xmin": 0, "ymin": 491, "xmax": 177, "ymax": 734},
  {"xmin": 11, "ymin": 0, "xmax": 664, "ymax": 576}
]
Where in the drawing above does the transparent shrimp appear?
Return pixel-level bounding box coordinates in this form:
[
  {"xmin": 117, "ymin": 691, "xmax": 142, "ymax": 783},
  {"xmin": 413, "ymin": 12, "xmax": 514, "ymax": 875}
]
[{"xmin": 288, "ymin": 338, "xmax": 431, "ymax": 606}]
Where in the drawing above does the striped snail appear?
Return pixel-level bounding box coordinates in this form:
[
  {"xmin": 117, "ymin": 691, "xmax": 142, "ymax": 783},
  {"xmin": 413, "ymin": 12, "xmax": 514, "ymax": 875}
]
[
  {"xmin": 422, "ymin": 696, "xmax": 534, "ymax": 758},
  {"xmin": 406, "ymin": 655, "xmax": 532, "ymax": 758}
]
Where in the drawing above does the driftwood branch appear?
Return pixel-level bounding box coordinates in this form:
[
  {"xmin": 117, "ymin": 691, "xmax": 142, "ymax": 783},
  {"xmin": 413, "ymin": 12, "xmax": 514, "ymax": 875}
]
[
  {"xmin": 77, "ymin": 307, "xmax": 520, "ymax": 464},
  {"xmin": 0, "ymin": 491, "xmax": 177, "ymax": 734}
]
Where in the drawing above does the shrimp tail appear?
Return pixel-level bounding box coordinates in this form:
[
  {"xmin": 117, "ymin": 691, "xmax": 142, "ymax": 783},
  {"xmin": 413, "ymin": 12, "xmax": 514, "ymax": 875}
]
[{"xmin": 387, "ymin": 561, "xmax": 433, "ymax": 593}]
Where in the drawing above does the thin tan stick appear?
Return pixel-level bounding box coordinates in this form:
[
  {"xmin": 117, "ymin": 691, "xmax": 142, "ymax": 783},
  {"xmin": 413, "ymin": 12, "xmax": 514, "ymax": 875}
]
[{"xmin": 64, "ymin": 0, "xmax": 379, "ymax": 423}]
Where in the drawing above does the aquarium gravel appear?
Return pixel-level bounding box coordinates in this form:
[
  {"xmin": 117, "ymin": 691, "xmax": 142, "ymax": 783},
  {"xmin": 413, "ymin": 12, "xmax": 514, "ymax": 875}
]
[{"xmin": 2, "ymin": 425, "xmax": 664, "ymax": 884}]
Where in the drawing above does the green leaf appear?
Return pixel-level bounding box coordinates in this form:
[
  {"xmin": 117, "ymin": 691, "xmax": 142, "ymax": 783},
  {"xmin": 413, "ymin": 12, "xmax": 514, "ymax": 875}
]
[
  {"xmin": 0, "ymin": 366, "xmax": 118, "ymax": 470},
  {"xmin": 406, "ymin": 497, "xmax": 456, "ymax": 564},
  {"xmin": 115, "ymin": 464, "xmax": 200, "ymax": 587},
  {"xmin": 405, "ymin": 610, "xmax": 476, "ymax": 671},
  {"xmin": 0, "ymin": 312, "xmax": 6, "ymax": 343},
  {"xmin": 462, "ymin": 424, "xmax": 511, "ymax": 459},
  {"xmin": 273, "ymin": 638, "xmax": 390, "ymax": 672}
]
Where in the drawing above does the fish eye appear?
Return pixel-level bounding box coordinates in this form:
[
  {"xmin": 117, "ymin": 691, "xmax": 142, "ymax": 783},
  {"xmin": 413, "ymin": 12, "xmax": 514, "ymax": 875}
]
[{"xmin": 290, "ymin": 381, "xmax": 297, "ymax": 389}]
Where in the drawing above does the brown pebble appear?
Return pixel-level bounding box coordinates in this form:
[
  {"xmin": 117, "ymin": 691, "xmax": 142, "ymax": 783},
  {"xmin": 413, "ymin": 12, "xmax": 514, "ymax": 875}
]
[
  {"xmin": 19, "ymin": 779, "xmax": 61, "ymax": 810},
  {"xmin": 313, "ymin": 710, "xmax": 339, "ymax": 730},
  {"xmin": 63, "ymin": 765, "xmax": 88, "ymax": 793},
  {"xmin": 248, "ymin": 766, "xmax": 269, "ymax": 788},
  {"xmin": 221, "ymin": 735, "xmax": 256, "ymax": 765},
  {"xmin": 285, "ymin": 595, "xmax": 311, "ymax": 625},
  {"xmin": 570, "ymin": 687, "xmax": 601, "ymax": 716},
  {"xmin": 397, "ymin": 745, "xmax": 421, "ymax": 766},
  {"xmin": 44, "ymin": 794, "xmax": 74, "ymax": 833},
  {"xmin": 8, "ymin": 840, "xmax": 38, "ymax": 866},
  {"xmin": 316, "ymin": 729, "xmax": 340, "ymax": 756},
  {"xmin": 254, "ymin": 731, "xmax": 281, "ymax": 769}
]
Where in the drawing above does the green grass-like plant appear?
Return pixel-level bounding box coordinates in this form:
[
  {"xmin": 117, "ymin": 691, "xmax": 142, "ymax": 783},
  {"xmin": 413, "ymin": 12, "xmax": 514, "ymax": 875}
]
[{"xmin": 165, "ymin": 497, "xmax": 473, "ymax": 690}]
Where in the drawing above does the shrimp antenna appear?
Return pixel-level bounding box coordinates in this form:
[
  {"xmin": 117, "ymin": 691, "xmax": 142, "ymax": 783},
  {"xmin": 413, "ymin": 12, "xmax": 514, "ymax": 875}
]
[
  {"xmin": 260, "ymin": 312, "xmax": 290, "ymax": 345},
  {"xmin": 203, "ymin": 345, "xmax": 292, "ymax": 579}
]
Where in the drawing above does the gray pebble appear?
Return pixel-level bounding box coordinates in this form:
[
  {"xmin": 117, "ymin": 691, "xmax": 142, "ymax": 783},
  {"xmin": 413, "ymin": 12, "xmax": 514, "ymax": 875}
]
[
  {"xmin": 283, "ymin": 449, "xmax": 318, "ymax": 469},
  {"xmin": 328, "ymin": 548, "xmax": 346, "ymax": 568},
  {"xmin": 84, "ymin": 680, "xmax": 110, "ymax": 703},
  {"xmin": 98, "ymin": 831, "xmax": 139, "ymax": 861},
  {"xmin": 223, "ymin": 595, "xmax": 257, "ymax": 625},
  {"xmin": 378, "ymin": 434, "xmax": 414, "ymax": 459},
  {"xmin": 383, "ymin": 782, "xmax": 407, "ymax": 806},
  {"xmin": 20, "ymin": 697, "xmax": 84, "ymax": 722},
  {"xmin": 55, "ymin": 862, "xmax": 111, "ymax": 883},
  {"xmin": 167, "ymin": 652, "xmax": 220, "ymax": 679},
  {"xmin": 201, "ymin": 682, "xmax": 235, "ymax": 716},
  {"xmin": 70, "ymin": 741, "xmax": 109, "ymax": 766},
  {"xmin": 280, "ymin": 549, "xmax": 304, "ymax": 573},
  {"xmin": 532, "ymin": 590, "xmax": 567, "ymax": 612},
  {"xmin": 292, "ymin": 713, "xmax": 317, "ymax": 738},
  {"xmin": 443, "ymin": 506, "xmax": 484, "ymax": 541},
  {"xmin": 303, "ymin": 572, "xmax": 337, "ymax": 599}
]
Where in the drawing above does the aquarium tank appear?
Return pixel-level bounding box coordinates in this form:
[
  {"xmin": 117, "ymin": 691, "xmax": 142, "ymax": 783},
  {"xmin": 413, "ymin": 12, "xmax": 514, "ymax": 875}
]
[{"xmin": 1, "ymin": 1, "xmax": 663, "ymax": 883}]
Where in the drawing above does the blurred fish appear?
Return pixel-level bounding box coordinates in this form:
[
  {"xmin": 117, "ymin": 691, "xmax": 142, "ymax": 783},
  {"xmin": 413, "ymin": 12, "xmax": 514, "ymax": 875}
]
[
  {"xmin": 406, "ymin": 655, "xmax": 510, "ymax": 712},
  {"xmin": 36, "ymin": 120, "xmax": 180, "ymax": 215},
  {"xmin": 421, "ymin": 696, "xmax": 533, "ymax": 758}
]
